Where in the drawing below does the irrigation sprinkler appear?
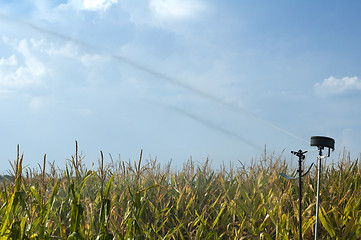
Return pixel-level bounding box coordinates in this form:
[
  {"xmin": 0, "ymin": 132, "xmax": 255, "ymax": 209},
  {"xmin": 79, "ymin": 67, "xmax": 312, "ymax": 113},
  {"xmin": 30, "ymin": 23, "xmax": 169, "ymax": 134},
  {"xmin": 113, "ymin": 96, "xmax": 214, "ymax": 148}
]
[
  {"xmin": 279, "ymin": 150, "xmax": 313, "ymax": 240},
  {"xmin": 310, "ymin": 136, "xmax": 335, "ymax": 240}
]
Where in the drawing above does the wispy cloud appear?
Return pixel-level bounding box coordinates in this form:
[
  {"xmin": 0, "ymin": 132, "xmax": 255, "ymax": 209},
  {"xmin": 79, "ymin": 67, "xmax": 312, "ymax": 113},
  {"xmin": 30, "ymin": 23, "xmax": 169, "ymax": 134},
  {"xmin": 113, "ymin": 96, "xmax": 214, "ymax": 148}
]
[
  {"xmin": 0, "ymin": 38, "xmax": 45, "ymax": 89},
  {"xmin": 150, "ymin": 0, "xmax": 205, "ymax": 20},
  {"xmin": 83, "ymin": 0, "xmax": 118, "ymax": 11},
  {"xmin": 45, "ymin": 42, "xmax": 80, "ymax": 57},
  {"xmin": 0, "ymin": 34, "xmax": 112, "ymax": 104},
  {"xmin": 65, "ymin": 0, "xmax": 118, "ymax": 11},
  {"xmin": 121, "ymin": 0, "xmax": 206, "ymax": 35},
  {"xmin": 314, "ymin": 76, "xmax": 361, "ymax": 96},
  {"xmin": 0, "ymin": 16, "xmax": 307, "ymax": 143}
]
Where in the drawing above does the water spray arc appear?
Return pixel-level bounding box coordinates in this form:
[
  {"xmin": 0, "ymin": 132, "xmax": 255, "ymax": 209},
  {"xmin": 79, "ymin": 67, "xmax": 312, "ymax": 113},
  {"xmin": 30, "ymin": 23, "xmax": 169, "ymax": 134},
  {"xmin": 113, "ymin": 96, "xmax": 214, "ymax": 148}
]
[{"xmin": 0, "ymin": 13, "xmax": 308, "ymax": 145}]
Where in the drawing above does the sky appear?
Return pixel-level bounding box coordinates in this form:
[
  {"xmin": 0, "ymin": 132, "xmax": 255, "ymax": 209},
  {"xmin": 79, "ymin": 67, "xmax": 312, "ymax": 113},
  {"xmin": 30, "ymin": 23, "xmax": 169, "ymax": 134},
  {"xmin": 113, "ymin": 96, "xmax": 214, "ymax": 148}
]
[{"xmin": 1, "ymin": 0, "xmax": 361, "ymax": 173}]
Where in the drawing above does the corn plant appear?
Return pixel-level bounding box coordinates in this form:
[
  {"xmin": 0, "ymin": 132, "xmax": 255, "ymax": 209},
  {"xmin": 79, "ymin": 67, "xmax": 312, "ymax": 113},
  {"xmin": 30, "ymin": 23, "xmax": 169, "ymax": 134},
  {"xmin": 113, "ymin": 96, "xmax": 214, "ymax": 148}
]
[{"xmin": 0, "ymin": 144, "xmax": 360, "ymax": 239}]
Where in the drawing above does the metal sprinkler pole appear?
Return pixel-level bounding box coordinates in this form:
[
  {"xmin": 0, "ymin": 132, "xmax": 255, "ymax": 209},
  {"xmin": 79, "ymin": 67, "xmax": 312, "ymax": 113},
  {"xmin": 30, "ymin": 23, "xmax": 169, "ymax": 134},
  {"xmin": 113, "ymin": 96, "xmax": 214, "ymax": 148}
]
[
  {"xmin": 310, "ymin": 136, "xmax": 334, "ymax": 240},
  {"xmin": 280, "ymin": 137, "xmax": 334, "ymax": 240},
  {"xmin": 314, "ymin": 147, "xmax": 322, "ymax": 240},
  {"xmin": 297, "ymin": 152, "xmax": 303, "ymax": 240},
  {"xmin": 292, "ymin": 150, "xmax": 307, "ymax": 240},
  {"xmin": 280, "ymin": 150, "xmax": 312, "ymax": 240},
  {"xmin": 291, "ymin": 151, "xmax": 304, "ymax": 240}
]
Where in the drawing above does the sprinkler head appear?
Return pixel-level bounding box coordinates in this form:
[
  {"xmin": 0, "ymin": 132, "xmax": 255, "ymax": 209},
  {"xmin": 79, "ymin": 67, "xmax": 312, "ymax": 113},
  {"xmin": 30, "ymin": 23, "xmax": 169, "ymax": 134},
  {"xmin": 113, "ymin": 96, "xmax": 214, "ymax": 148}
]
[
  {"xmin": 310, "ymin": 136, "xmax": 335, "ymax": 150},
  {"xmin": 310, "ymin": 136, "xmax": 335, "ymax": 157}
]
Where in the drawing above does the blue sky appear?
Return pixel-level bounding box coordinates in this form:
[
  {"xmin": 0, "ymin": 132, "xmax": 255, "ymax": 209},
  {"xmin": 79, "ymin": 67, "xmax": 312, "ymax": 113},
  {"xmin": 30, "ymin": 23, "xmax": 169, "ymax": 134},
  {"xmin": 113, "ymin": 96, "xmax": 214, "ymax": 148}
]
[{"xmin": 1, "ymin": 0, "xmax": 360, "ymax": 173}]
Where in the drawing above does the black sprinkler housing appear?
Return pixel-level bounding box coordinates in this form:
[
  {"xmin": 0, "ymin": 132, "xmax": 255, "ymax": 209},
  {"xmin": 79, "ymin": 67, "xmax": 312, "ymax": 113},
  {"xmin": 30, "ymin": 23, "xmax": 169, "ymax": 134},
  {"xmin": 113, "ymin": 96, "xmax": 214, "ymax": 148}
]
[{"xmin": 310, "ymin": 136, "xmax": 335, "ymax": 150}]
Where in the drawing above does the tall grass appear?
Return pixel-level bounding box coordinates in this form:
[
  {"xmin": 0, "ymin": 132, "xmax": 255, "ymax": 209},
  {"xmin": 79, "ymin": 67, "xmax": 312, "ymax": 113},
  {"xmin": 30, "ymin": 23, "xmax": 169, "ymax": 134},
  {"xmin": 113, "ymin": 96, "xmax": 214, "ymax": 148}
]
[{"xmin": 0, "ymin": 143, "xmax": 360, "ymax": 239}]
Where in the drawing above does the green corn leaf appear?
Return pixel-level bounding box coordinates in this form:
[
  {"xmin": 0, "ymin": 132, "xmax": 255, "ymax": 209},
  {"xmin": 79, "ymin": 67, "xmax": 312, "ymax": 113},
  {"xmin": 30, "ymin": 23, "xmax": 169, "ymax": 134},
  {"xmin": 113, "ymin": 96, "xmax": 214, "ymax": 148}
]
[
  {"xmin": 30, "ymin": 186, "xmax": 42, "ymax": 203},
  {"xmin": 205, "ymin": 231, "xmax": 215, "ymax": 240},
  {"xmin": 0, "ymin": 191, "xmax": 15, "ymax": 235},
  {"xmin": 212, "ymin": 202, "xmax": 227, "ymax": 229},
  {"xmin": 259, "ymin": 214, "xmax": 270, "ymax": 232},
  {"xmin": 103, "ymin": 174, "xmax": 115, "ymax": 199},
  {"xmin": 194, "ymin": 209, "xmax": 206, "ymax": 226},
  {"xmin": 68, "ymin": 231, "xmax": 85, "ymax": 240},
  {"xmin": 343, "ymin": 217, "xmax": 356, "ymax": 239},
  {"xmin": 44, "ymin": 182, "xmax": 59, "ymax": 222},
  {"xmin": 302, "ymin": 215, "xmax": 315, "ymax": 235},
  {"xmin": 20, "ymin": 216, "xmax": 28, "ymax": 240},
  {"xmin": 319, "ymin": 206, "xmax": 336, "ymax": 237},
  {"xmin": 79, "ymin": 173, "xmax": 93, "ymax": 195},
  {"xmin": 136, "ymin": 184, "xmax": 159, "ymax": 195}
]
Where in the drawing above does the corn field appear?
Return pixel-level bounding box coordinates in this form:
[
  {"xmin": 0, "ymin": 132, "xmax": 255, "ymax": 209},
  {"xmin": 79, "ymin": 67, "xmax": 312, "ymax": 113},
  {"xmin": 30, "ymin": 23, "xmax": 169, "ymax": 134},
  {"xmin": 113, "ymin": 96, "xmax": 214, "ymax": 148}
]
[{"xmin": 1, "ymin": 143, "xmax": 361, "ymax": 239}]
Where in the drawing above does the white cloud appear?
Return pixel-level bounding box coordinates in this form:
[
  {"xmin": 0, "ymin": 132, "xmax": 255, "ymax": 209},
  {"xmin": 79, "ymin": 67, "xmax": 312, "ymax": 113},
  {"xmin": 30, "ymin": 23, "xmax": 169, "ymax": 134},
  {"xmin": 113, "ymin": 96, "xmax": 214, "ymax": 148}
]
[
  {"xmin": 17, "ymin": 39, "xmax": 46, "ymax": 77},
  {"xmin": 83, "ymin": 0, "xmax": 118, "ymax": 11},
  {"xmin": 314, "ymin": 76, "xmax": 361, "ymax": 96},
  {"xmin": 81, "ymin": 53, "xmax": 108, "ymax": 67},
  {"xmin": 0, "ymin": 37, "xmax": 107, "ymax": 92},
  {"xmin": 64, "ymin": 0, "xmax": 118, "ymax": 11},
  {"xmin": 0, "ymin": 38, "xmax": 46, "ymax": 89},
  {"xmin": 121, "ymin": 0, "xmax": 206, "ymax": 33},
  {"xmin": 150, "ymin": 0, "xmax": 205, "ymax": 20},
  {"xmin": 0, "ymin": 54, "xmax": 17, "ymax": 66},
  {"xmin": 45, "ymin": 42, "xmax": 80, "ymax": 57}
]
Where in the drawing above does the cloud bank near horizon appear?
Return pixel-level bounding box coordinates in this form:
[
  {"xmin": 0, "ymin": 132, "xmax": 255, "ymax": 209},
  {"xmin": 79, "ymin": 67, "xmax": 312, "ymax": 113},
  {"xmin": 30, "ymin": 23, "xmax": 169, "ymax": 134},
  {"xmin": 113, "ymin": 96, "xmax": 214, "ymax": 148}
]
[{"xmin": 314, "ymin": 76, "xmax": 361, "ymax": 97}]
